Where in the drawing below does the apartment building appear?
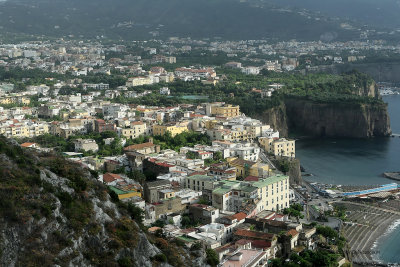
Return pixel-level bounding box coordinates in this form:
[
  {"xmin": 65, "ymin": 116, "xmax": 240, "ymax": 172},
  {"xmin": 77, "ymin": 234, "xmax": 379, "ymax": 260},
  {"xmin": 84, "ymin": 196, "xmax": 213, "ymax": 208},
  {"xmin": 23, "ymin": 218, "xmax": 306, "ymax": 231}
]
[
  {"xmin": 259, "ymin": 137, "xmax": 295, "ymax": 158},
  {"xmin": 153, "ymin": 123, "xmax": 188, "ymax": 137},
  {"xmin": 212, "ymin": 175, "xmax": 290, "ymax": 213},
  {"xmin": 119, "ymin": 121, "xmax": 147, "ymax": 139}
]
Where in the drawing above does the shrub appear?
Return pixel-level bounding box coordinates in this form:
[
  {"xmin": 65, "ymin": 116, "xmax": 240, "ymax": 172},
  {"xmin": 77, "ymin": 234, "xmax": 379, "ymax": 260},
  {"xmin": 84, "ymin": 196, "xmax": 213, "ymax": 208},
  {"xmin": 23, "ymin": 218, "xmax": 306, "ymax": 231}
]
[
  {"xmin": 117, "ymin": 257, "xmax": 132, "ymax": 267},
  {"xmin": 153, "ymin": 254, "xmax": 167, "ymax": 263},
  {"xmin": 206, "ymin": 249, "xmax": 219, "ymax": 267}
]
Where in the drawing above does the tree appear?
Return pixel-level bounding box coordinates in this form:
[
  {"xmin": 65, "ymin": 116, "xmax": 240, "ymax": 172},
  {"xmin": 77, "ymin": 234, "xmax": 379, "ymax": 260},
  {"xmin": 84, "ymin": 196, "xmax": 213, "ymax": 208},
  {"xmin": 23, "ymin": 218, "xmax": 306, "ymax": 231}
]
[
  {"xmin": 316, "ymin": 226, "xmax": 338, "ymax": 239},
  {"xmin": 213, "ymin": 151, "xmax": 223, "ymax": 162},
  {"xmin": 186, "ymin": 151, "xmax": 199, "ymax": 159},
  {"xmin": 206, "ymin": 249, "xmax": 219, "ymax": 267}
]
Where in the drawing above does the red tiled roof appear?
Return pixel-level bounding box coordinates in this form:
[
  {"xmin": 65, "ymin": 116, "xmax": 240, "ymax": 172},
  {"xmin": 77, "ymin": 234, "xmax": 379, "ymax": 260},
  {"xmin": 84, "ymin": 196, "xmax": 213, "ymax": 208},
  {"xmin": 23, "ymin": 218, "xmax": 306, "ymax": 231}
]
[
  {"xmin": 287, "ymin": 229, "xmax": 299, "ymax": 237},
  {"xmin": 190, "ymin": 114, "xmax": 204, "ymax": 118},
  {"xmin": 232, "ymin": 212, "xmax": 247, "ymax": 221},
  {"xmin": 124, "ymin": 142, "xmax": 155, "ymax": 151},
  {"xmin": 103, "ymin": 173, "xmax": 122, "ymax": 183},
  {"xmin": 234, "ymin": 229, "xmax": 275, "ymax": 240},
  {"xmin": 21, "ymin": 142, "xmax": 36, "ymax": 148},
  {"xmin": 156, "ymin": 162, "xmax": 174, "ymax": 168},
  {"xmin": 148, "ymin": 226, "xmax": 161, "ymax": 233},
  {"xmin": 244, "ymin": 176, "xmax": 259, "ymax": 182},
  {"xmin": 250, "ymin": 240, "xmax": 272, "ymax": 249}
]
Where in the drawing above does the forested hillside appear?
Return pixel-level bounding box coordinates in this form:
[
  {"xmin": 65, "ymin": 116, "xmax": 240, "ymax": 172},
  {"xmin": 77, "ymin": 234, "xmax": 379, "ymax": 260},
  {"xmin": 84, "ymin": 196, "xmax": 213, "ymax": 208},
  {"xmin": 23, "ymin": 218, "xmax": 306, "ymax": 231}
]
[{"xmin": 0, "ymin": 0, "xmax": 358, "ymax": 41}]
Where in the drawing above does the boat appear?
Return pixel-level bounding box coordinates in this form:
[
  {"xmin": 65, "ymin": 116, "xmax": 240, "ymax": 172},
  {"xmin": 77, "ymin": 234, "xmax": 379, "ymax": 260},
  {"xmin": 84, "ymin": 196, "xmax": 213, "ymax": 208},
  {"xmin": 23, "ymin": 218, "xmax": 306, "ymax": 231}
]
[{"xmin": 383, "ymin": 172, "xmax": 400, "ymax": 181}]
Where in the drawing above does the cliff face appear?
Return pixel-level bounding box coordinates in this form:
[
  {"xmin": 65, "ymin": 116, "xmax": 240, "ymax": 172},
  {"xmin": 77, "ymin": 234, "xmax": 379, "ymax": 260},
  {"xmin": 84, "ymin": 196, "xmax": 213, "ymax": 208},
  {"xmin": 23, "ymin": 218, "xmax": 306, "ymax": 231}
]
[
  {"xmin": 355, "ymin": 82, "xmax": 378, "ymax": 98},
  {"xmin": 284, "ymin": 98, "xmax": 391, "ymax": 138},
  {"xmin": 256, "ymin": 104, "xmax": 289, "ymax": 137}
]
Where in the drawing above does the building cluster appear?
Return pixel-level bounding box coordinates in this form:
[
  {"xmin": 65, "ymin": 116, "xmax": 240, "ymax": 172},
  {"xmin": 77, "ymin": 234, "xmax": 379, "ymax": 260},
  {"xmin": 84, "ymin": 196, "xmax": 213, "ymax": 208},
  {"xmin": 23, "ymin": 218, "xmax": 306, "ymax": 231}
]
[
  {"xmin": 17, "ymin": 101, "xmax": 307, "ymax": 266},
  {"xmin": 0, "ymin": 38, "xmax": 360, "ymax": 266}
]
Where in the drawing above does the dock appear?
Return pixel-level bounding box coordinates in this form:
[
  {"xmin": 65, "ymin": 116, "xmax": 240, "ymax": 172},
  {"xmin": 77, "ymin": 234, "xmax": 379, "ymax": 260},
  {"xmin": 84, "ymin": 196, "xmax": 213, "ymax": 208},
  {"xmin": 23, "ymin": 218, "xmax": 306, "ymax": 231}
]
[{"xmin": 384, "ymin": 172, "xmax": 400, "ymax": 181}]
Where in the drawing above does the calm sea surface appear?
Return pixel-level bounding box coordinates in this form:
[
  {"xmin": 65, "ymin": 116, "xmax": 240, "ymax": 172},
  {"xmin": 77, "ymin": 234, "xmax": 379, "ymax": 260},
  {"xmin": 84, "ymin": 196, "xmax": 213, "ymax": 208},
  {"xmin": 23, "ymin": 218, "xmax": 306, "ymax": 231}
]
[
  {"xmin": 296, "ymin": 95, "xmax": 400, "ymax": 263},
  {"xmin": 296, "ymin": 95, "xmax": 400, "ymax": 186}
]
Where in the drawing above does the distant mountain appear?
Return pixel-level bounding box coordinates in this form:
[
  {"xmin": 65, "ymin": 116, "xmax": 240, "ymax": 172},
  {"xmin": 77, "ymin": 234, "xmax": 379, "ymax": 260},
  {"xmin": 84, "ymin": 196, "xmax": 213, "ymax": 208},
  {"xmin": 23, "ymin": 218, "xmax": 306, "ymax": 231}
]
[
  {"xmin": 265, "ymin": 0, "xmax": 400, "ymax": 30},
  {"xmin": 0, "ymin": 0, "xmax": 361, "ymax": 41}
]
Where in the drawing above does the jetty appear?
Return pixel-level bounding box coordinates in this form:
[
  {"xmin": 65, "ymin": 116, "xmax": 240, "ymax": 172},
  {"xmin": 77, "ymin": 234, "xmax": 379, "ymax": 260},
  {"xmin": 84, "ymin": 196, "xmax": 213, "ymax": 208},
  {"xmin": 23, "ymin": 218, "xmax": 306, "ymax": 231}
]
[{"xmin": 384, "ymin": 172, "xmax": 400, "ymax": 181}]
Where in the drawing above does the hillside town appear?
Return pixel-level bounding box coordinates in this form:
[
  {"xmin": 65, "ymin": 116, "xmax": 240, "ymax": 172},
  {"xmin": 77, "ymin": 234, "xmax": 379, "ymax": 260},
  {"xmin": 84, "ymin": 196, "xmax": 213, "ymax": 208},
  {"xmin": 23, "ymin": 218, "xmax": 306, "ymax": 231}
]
[{"xmin": 3, "ymin": 37, "xmax": 400, "ymax": 267}]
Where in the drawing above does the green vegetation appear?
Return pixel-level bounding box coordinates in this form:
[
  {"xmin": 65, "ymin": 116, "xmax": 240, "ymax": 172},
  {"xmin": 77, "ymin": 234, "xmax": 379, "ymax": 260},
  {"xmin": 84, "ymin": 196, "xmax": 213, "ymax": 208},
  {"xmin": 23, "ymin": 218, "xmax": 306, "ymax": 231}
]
[
  {"xmin": 181, "ymin": 215, "xmax": 200, "ymax": 229},
  {"xmin": 271, "ymin": 250, "xmax": 340, "ymax": 267},
  {"xmin": 206, "ymin": 249, "xmax": 219, "ymax": 267},
  {"xmin": 110, "ymin": 69, "xmax": 383, "ymax": 119},
  {"xmin": 0, "ymin": 135, "xmax": 195, "ymax": 266},
  {"xmin": 19, "ymin": 131, "xmax": 124, "ymax": 156},
  {"xmin": 0, "ymin": 0, "xmax": 358, "ymax": 41},
  {"xmin": 283, "ymin": 203, "xmax": 304, "ymax": 219},
  {"xmin": 316, "ymin": 225, "xmax": 338, "ymax": 239},
  {"xmin": 128, "ymin": 131, "xmax": 211, "ymax": 151}
]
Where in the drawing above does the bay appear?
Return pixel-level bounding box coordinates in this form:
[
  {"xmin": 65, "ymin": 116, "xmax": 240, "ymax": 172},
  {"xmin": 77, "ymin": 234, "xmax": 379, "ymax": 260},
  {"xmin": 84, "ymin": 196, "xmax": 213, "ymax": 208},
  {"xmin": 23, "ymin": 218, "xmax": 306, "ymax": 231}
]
[{"xmin": 296, "ymin": 95, "xmax": 400, "ymax": 186}]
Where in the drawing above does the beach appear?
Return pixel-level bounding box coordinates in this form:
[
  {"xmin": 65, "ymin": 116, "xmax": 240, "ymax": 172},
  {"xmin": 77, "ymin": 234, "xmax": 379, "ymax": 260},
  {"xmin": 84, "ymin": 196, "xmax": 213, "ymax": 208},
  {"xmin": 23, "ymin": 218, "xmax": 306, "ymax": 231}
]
[{"xmin": 335, "ymin": 201, "xmax": 400, "ymax": 265}]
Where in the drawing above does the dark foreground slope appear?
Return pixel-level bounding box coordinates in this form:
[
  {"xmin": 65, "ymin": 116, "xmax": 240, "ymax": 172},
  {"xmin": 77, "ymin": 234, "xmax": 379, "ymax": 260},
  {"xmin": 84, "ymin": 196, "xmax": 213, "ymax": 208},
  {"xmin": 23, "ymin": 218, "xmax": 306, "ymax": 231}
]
[{"xmin": 0, "ymin": 137, "xmax": 201, "ymax": 266}]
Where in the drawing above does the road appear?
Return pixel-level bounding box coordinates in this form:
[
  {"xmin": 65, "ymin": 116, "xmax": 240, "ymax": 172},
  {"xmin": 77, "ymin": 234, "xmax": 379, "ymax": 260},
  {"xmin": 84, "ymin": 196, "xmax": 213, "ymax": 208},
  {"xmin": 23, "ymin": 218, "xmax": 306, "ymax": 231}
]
[{"xmin": 259, "ymin": 151, "xmax": 277, "ymax": 169}]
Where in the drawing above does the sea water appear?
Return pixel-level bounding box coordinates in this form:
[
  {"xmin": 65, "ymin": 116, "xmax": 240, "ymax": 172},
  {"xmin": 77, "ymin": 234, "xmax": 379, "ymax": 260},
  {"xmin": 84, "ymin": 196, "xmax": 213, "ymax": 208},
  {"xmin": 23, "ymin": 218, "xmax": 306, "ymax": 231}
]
[
  {"xmin": 296, "ymin": 95, "xmax": 400, "ymax": 186},
  {"xmin": 296, "ymin": 95, "xmax": 400, "ymax": 263}
]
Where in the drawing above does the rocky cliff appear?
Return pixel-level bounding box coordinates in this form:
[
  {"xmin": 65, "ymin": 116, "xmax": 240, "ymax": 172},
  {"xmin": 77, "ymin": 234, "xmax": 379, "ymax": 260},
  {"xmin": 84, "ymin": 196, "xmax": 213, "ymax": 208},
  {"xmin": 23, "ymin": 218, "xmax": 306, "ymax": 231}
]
[
  {"xmin": 0, "ymin": 137, "xmax": 205, "ymax": 267},
  {"xmin": 256, "ymin": 91, "xmax": 391, "ymax": 138},
  {"xmin": 284, "ymin": 98, "xmax": 391, "ymax": 138},
  {"xmin": 255, "ymin": 103, "xmax": 289, "ymax": 137}
]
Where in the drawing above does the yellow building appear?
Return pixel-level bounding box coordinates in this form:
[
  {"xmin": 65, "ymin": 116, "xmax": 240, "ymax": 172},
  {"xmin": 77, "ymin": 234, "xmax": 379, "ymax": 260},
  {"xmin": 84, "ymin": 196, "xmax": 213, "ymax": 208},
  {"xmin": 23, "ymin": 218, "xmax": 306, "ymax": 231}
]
[
  {"xmin": 273, "ymin": 138, "xmax": 295, "ymax": 158},
  {"xmin": 204, "ymin": 119, "xmax": 219, "ymax": 130},
  {"xmin": 211, "ymin": 104, "xmax": 240, "ymax": 118},
  {"xmin": 109, "ymin": 185, "xmax": 142, "ymax": 200},
  {"xmin": 212, "ymin": 174, "xmax": 290, "ymax": 212},
  {"xmin": 0, "ymin": 97, "xmax": 13, "ymax": 104},
  {"xmin": 227, "ymin": 158, "xmax": 257, "ymax": 178},
  {"xmin": 230, "ymin": 129, "xmax": 254, "ymax": 142},
  {"xmin": 259, "ymin": 137, "xmax": 295, "ymax": 158},
  {"xmin": 126, "ymin": 76, "xmax": 153, "ymax": 87},
  {"xmin": 19, "ymin": 97, "xmax": 31, "ymax": 105},
  {"xmin": 227, "ymin": 158, "xmax": 271, "ymax": 178},
  {"xmin": 0, "ymin": 96, "xmax": 30, "ymax": 105},
  {"xmin": 121, "ymin": 121, "xmax": 147, "ymax": 139},
  {"xmin": 153, "ymin": 124, "xmax": 188, "ymax": 137}
]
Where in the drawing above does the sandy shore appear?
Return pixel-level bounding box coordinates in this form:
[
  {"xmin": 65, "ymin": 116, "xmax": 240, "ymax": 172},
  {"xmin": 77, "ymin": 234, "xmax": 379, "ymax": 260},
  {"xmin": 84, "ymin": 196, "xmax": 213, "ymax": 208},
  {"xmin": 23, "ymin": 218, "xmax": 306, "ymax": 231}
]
[{"xmin": 336, "ymin": 201, "xmax": 400, "ymax": 265}]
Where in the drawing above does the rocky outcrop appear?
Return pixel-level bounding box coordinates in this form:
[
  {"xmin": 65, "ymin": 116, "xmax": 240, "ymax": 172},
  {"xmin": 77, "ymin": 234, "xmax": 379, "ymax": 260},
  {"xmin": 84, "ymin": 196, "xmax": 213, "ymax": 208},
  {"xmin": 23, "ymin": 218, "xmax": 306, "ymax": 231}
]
[
  {"xmin": 355, "ymin": 81, "xmax": 378, "ymax": 98},
  {"xmin": 272, "ymin": 157, "xmax": 302, "ymax": 185},
  {"xmin": 255, "ymin": 103, "xmax": 289, "ymax": 137},
  {"xmin": 256, "ymin": 98, "xmax": 391, "ymax": 138},
  {"xmin": 287, "ymin": 159, "xmax": 302, "ymax": 185},
  {"xmin": 284, "ymin": 98, "xmax": 391, "ymax": 138},
  {"xmin": 0, "ymin": 137, "xmax": 199, "ymax": 267}
]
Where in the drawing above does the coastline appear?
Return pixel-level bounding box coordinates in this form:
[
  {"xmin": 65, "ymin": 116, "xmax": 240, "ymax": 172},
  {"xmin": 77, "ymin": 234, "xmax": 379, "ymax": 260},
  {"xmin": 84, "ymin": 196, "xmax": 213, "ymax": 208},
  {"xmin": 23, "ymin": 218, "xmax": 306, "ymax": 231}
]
[
  {"xmin": 371, "ymin": 219, "xmax": 400, "ymax": 264},
  {"xmin": 336, "ymin": 202, "xmax": 400, "ymax": 266}
]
